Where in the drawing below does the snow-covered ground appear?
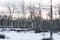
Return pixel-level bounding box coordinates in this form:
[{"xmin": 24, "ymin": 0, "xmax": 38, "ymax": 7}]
[{"xmin": 0, "ymin": 30, "xmax": 60, "ymax": 40}]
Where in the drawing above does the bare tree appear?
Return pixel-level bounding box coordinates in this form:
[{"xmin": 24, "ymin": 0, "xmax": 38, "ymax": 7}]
[
  {"xmin": 38, "ymin": 3, "xmax": 42, "ymax": 29},
  {"xmin": 48, "ymin": 0, "xmax": 53, "ymax": 40},
  {"xmin": 6, "ymin": 3, "xmax": 16, "ymax": 28},
  {"xmin": 11, "ymin": 4, "xmax": 16, "ymax": 28},
  {"xmin": 18, "ymin": 0, "xmax": 26, "ymax": 29},
  {"xmin": 29, "ymin": 2, "xmax": 37, "ymax": 29},
  {"xmin": 58, "ymin": 3, "xmax": 60, "ymax": 24}
]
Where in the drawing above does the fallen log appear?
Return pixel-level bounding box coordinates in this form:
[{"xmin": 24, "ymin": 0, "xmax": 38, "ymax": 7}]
[{"xmin": 0, "ymin": 34, "xmax": 5, "ymax": 39}]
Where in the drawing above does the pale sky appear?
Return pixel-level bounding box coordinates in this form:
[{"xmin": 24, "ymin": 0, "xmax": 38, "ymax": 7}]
[
  {"xmin": 0, "ymin": 0, "xmax": 59, "ymax": 19},
  {"xmin": 0, "ymin": 0, "xmax": 59, "ymax": 4}
]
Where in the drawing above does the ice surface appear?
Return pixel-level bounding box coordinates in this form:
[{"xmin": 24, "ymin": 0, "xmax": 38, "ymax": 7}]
[{"xmin": 0, "ymin": 30, "xmax": 60, "ymax": 40}]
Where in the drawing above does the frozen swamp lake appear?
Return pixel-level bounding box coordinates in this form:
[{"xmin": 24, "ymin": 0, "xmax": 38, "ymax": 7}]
[{"xmin": 0, "ymin": 29, "xmax": 60, "ymax": 40}]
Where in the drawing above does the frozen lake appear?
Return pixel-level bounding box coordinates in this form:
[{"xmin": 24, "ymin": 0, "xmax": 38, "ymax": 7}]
[{"xmin": 0, "ymin": 30, "xmax": 60, "ymax": 40}]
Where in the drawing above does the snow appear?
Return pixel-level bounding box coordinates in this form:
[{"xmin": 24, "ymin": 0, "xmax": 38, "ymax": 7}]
[{"xmin": 0, "ymin": 30, "xmax": 60, "ymax": 40}]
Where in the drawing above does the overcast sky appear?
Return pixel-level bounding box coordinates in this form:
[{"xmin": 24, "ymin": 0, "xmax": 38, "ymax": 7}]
[
  {"xmin": 0, "ymin": 0, "xmax": 59, "ymax": 5},
  {"xmin": 0, "ymin": 0, "xmax": 59, "ymax": 19},
  {"xmin": 0, "ymin": 0, "xmax": 59, "ymax": 11}
]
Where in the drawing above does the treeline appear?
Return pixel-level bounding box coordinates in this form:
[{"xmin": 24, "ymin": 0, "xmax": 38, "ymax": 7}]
[{"xmin": 0, "ymin": 15, "xmax": 60, "ymax": 32}]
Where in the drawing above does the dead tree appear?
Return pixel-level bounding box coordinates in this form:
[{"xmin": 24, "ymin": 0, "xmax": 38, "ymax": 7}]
[
  {"xmin": 49, "ymin": 0, "xmax": 53, "ymax": 40},
  {"xmin": 47, "ymin": 0, "xmax": 53, "ymax": 40},
  {"xmin": 22, "ymin": 0, "xmax": 26, "ymax": 29},
  {"xmin": 6, "ymin": 3, "xmax": 16, "ymax": 28},
  {"xmin": 11, "ymin": 4, "xmax": 16, "ymax": 28},
  {"xmin": 29, "ymin": 2, "xmax": 37, "ymax": 30},
  {"xmin": 58, "ymin": 3, "xmax": 60, "ymax": 19},
  {"xmin": 38, "ymin": 3, "xmax": 42, "ymax": 30},
  {"xmin": 19, "ymin": 0, "xmax": 26, "ymax": 29},
  {"xmin": 58, "ymin": 3, "xmax": 60, "ymax": 31}
]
